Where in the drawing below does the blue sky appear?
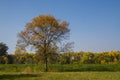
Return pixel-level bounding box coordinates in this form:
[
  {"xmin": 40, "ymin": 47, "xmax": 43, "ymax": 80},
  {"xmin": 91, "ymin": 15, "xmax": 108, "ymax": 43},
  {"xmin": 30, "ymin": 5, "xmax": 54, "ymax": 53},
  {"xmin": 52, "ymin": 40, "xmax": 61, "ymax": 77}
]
[{"xmin": 0, "ymin": 0, "xmax": 120, "ymax": 53}]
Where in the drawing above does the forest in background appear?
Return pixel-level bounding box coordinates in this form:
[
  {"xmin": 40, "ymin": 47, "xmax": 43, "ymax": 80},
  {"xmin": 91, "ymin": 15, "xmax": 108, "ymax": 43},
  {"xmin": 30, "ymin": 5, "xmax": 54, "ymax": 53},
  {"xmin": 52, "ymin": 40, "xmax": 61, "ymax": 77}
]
[{"xmin": 0, "ymin": 48, "xmax": 120, "ymax": 65}]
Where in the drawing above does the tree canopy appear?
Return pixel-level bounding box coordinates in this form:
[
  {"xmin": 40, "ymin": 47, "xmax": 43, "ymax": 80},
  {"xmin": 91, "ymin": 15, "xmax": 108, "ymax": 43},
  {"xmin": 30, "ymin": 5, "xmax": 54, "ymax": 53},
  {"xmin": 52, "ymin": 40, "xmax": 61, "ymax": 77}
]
[{"xmin": 17, "ymin": 15, "xmax": 70, "ymax": 71}]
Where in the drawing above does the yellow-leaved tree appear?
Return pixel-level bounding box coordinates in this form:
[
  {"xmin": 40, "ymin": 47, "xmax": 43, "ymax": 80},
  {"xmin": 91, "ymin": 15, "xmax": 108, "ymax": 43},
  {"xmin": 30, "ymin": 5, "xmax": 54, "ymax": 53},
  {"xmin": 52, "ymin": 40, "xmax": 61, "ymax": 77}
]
[{"xmin": 17, "ymin": 15, "xmax": 70, "ymax": 71}]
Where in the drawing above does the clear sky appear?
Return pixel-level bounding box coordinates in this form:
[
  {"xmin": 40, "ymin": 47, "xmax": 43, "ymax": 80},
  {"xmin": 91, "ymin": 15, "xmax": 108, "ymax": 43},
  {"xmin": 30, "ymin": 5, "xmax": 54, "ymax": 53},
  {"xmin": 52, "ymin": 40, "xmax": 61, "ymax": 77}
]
[{"xmin": 0, "ymin": 0, "xmax": 120, "ymax": 53}]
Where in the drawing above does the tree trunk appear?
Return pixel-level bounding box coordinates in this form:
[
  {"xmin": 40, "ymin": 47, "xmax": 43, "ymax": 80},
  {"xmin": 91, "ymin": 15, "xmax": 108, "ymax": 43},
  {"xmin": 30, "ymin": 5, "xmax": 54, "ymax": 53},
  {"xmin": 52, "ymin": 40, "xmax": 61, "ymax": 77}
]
[
  {"xmin": 45, "ymin": 55, "xmax": 48, "ymax": 72},
  {"xmin": 44, "ymin": 43, "xmax": 48, "ymax": 72}
]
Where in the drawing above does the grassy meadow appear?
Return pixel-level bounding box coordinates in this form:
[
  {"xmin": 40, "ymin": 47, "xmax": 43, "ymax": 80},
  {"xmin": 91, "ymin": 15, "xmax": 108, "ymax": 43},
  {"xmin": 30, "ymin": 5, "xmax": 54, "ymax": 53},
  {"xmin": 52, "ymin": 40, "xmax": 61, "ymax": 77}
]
[
  {"xmin": 0, "ymin": 72, "xmax": 120, "ymax": 80},
  {"xmin": 0, "ymin": 64, "xmax": 120, "ymax": 80},
  {"xmin": 1, "ymin": 64, "xmax": 120, "ymax": 72}
]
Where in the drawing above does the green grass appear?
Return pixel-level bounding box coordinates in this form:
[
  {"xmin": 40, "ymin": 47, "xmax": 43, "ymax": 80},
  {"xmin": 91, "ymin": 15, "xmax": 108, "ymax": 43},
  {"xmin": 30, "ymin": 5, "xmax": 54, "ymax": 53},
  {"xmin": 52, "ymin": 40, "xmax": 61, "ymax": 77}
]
[
  {"xmin": 0, "ymin": 72, "xmax": 120, "ymax": 80},
  {"xmin": 0, "ymin": 64, "xmax": 120, "ymax": 80},
  {"xmin": 1, "ymin": 64, "xmax": 120, "ymax": 72},
  {"xmin": 0, "ymin": 64, "xmax": 44, "ymax": 72},
  {"xmin": 52, "ymin": 64, "xmax": 120, "ymax": 72}
]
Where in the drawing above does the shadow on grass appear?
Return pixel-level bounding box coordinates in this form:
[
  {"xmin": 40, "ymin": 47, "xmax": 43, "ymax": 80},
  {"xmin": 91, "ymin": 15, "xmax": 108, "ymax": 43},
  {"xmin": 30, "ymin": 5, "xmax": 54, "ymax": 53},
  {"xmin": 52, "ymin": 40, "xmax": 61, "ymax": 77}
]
[{"xmin": 0, "ymin": 74, "xmax": 39, "ymax": 80}]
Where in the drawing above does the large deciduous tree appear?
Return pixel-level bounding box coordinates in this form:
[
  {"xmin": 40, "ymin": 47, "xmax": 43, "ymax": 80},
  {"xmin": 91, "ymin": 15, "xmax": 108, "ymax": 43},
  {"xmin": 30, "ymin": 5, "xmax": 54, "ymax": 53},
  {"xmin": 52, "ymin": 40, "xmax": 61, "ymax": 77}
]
[{"xmin": 17, "ymin": 15, "xmax": 70, "ymax": 71}]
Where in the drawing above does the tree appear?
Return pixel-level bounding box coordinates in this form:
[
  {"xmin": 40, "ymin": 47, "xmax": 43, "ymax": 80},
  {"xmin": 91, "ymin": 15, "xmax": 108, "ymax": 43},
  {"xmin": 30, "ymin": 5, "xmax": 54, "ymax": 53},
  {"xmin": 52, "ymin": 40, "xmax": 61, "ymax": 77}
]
[
  {"xmin": 17, "ymin": 15, "xmax": 70, "ymax": 71},
  {"xmin": 80, "ymin": 52, "xmax": 94, "ymax": 64},
  {"xmin": 0, "ymin": 42, "xmax": 8, "ymax": 56}
]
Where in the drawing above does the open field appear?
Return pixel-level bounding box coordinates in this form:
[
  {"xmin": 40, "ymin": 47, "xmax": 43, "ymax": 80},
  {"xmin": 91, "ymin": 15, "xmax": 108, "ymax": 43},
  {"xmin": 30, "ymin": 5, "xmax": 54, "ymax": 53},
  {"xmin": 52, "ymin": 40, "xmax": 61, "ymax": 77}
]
[
  {"xmin": 1, "ymin": 64, "xmax": 120, "ymax": 72},
  {"xmin": 0, "ymin": 72, "xmax": 120, "ymax": 80},
  {"xmin": 0, "ymin": 64, "xmax": 120, "ymax": 80}
]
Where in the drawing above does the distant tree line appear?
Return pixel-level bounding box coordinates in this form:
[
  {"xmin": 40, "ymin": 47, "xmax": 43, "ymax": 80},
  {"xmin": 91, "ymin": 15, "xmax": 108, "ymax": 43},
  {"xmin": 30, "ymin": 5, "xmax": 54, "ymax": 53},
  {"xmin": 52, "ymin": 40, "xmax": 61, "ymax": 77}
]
[
  {"xmin": 1, "ymin": 46, "xmax": 120, "ymax": 64},
  {"xmin": 59, "ymin": 51, "xmax": 120, "ymax": 64}
]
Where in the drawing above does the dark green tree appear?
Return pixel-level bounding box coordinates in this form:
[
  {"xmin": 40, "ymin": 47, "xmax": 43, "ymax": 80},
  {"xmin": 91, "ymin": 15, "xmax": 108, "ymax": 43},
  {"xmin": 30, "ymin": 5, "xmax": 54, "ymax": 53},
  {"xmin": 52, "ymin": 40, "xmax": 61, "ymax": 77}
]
[
  {"xmin": 0, "ymin": 42, "xmax": 9, "ymax": 64},
  {"xmin": 0, "ymin": 42, "xmax": 8, "ymax": 56}
]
